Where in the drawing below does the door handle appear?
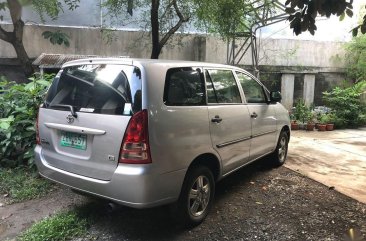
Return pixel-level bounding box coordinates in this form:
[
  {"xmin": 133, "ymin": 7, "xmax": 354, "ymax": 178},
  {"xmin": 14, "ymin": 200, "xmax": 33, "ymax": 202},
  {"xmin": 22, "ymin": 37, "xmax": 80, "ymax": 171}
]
[
  {"xmin": 251, "ymin": 112, "xmax": 258, "ymax": 118},
  {"xmin": 211, "ymin": 115, "xmax": 223, "ymax": 123}
]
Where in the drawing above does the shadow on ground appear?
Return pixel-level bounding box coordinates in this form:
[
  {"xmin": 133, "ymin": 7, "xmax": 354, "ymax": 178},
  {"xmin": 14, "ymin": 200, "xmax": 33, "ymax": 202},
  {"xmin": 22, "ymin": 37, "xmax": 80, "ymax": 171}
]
[{"xmin": 77, "ymin": 158, "xmax": 273, "ymax": 241}]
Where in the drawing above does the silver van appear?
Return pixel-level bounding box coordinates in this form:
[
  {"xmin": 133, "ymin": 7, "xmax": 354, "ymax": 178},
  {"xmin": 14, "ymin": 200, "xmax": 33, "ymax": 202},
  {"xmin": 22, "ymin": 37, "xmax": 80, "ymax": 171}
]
[{"xmin": 35, "ymin": 58, "xmax": 290, "ymax": 226}]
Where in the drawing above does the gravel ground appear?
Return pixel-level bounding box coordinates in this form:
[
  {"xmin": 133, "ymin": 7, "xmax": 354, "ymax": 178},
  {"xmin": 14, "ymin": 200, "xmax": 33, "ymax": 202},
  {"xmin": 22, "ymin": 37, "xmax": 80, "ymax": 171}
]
[{"xmin": 74, "ymin": 159, "xmax": 366, "ymax": 241}]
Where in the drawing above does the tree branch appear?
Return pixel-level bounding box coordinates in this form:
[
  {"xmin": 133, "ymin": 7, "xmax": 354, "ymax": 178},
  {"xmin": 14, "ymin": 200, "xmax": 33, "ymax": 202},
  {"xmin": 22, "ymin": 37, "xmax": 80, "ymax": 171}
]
[
  {"xmin": 172, "ymin": 0, "xmax": 187, "ymax": 21},
  {"xmin": 159, "ymin": 0, "xmax": 189, "ymax": 48},
  {"xmin": 0, "ymin": 25, "xmax": 13, "ymax": 43},
  {"xmin": 7, "ymin": 0, "xmax": 24, "ymax": 43},
  {"xmin": 7, "ymin": 0, "xmax": 22, "ymax": 24},
  {"xmin": 150, "ymin": 0, "xmax": 160, "ymax": 58},
  {"xmin": 160, "ymin": 0, "xmax": 174, "ymax": 21}
]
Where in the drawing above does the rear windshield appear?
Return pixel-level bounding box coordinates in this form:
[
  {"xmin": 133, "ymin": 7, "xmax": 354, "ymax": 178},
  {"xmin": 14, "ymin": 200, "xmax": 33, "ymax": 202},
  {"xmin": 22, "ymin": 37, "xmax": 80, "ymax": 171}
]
[{"xmin": 44, "ymin": 64, "xmax": 142, "ymax": 116}]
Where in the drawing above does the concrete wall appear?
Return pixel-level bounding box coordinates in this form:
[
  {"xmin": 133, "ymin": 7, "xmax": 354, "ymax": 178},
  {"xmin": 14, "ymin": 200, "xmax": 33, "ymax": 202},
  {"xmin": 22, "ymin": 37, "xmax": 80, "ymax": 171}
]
[
  {"xmin": 0, "ymin": 25, "xmax": 348, "ymax": 106},
  {"xmin": 0, "ymin": 25, "xmax": 199, "ymax": 60},
  {"xmin": 0, "ymin": 24, "xmax": 346, "ymax": 69}
]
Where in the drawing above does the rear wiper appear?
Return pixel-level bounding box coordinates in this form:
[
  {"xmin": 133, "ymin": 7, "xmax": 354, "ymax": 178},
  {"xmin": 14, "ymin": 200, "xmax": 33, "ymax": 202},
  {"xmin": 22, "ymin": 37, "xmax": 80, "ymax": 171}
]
[{"xmin": 49, "ymin": 104, "xmax": 78, "ymax": 118}]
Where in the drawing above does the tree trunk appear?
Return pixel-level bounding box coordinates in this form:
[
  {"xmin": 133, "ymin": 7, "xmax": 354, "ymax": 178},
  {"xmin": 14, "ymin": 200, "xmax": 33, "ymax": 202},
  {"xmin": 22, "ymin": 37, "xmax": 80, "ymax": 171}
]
[
  {"xmin": 11, "ymin": 40, "xmax": 33, "ymax": 77},
  {"xmin": 149, "ymin": 0, "xmax": 189, "ymax": 59},
  {"xmin": 150, "ymin": 0, "xmax": 161, "ymax": 59},
  {"xmin": 1, "ymin": 0, "xmax": 34, "ymax": 77}
]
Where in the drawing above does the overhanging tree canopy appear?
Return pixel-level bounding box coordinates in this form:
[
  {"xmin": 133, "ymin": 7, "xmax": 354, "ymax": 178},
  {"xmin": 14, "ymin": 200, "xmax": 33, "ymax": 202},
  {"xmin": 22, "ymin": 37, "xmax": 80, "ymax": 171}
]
[
  {"xmin": 0, "ymin": 0, "xmax": 79, "ymax": 76},
  {"xmin": 284, "ymin": 0, "xmax": 366, "ymax": 36}
]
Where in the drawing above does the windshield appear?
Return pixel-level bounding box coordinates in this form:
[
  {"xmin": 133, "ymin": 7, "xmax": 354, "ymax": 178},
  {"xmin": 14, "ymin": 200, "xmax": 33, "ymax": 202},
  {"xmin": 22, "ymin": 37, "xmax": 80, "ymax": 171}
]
[{"xmin": 44, "ymin": 64, "xmax": 142, "ymax": 116}]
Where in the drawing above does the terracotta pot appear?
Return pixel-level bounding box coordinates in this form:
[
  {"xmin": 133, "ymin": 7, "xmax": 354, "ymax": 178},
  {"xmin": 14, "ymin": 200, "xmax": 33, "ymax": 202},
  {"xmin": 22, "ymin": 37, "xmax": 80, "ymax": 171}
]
[
  {"xmin": 318, "ymin": 124, "xmax": 327, "ymax": 131},
  {"xmin": 298, "ymin": 123, "xmax": 305, "ymax": 130},
  {"xmin": 306, "ymin": 123, "xmax": 315, "ymax": 131},
  {"xmin": 291, "ymin": 122, "xmax": 299, "ymax": 130},
  {"xmin": 326, "ymin": 123, "xmax": 334, "ymax": 131}
]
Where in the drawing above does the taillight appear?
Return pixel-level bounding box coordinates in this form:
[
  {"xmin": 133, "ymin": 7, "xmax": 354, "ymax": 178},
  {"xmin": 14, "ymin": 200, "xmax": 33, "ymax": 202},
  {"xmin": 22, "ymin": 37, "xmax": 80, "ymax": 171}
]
[
  {"xmin": 36, "ymin": 110, "xmax": 40, "ymax": 145},
  {"xmin": 119, "ymin": 110, "xmax": 151, "ymax": 164}
]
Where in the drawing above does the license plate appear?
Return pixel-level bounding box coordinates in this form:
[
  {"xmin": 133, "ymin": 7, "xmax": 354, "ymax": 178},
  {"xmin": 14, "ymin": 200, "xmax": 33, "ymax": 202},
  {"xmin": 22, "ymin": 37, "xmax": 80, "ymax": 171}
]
[{"xmin": 60, "ymin": 131, "xmax": 87, "ymax": 150}]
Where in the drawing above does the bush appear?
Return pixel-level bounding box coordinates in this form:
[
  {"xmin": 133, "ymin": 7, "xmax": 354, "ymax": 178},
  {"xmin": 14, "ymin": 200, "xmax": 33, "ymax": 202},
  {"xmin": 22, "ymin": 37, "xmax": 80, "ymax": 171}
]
[
  {"xmin": 0, "ymin": 74, "xmax": 53, "ymax": 168},
  {"xmin": 293, "ymin": 99, "xmax": 312, "ymax": 124},
  {"xmin": 323, "ymin": 81, "xmax": 366, "ymax": 128},
  {"xmin": 345, "ymin": 35, "xmax": 366, "ymax": 82}
]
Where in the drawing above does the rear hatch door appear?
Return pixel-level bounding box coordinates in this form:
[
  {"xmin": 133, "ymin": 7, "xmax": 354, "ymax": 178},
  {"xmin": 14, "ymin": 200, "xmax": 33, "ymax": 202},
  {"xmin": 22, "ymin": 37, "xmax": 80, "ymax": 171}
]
[{"xmin": 38, "ymin": 63, "xmax": 142, "ymax": 180}]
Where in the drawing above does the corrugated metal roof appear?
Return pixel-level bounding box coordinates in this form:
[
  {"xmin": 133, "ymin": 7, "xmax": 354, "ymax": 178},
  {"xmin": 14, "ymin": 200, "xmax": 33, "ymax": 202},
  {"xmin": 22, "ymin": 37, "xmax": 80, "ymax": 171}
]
[{"xmin": 32, "ymin": 53, "xmax": 129, "ymax": 69}]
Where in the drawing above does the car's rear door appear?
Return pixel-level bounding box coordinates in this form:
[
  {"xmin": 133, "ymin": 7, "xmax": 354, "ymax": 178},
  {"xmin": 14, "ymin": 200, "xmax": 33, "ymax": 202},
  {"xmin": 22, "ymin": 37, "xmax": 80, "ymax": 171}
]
[
  {"xmin": 205, "ymin": 69, "xmax": 252, "ymax": 174},
  {"xmin": 38, "ymin": 63, "xmax": 142, "ymax": 181}
]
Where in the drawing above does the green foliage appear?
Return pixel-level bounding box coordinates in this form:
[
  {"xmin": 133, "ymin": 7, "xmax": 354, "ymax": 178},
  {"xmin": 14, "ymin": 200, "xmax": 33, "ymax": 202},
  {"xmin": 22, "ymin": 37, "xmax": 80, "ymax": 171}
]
[
  {"xmin": 323, "ymin": 81, "xmax": 366, "ymax": 128},
  {"xmin": 19, "ymin": 211, "xmax": 87, "ymax": 241},
  {"xmin": 285, "ymin": 0, "xmax": 355, "ymax": 36},
  {"xmin": 29, "ymin": 0, "xmax": 80, "ymax": 22},
  {"xmin": 318, "ymin": 112, "xmax": 342, "ymax": 126},
  {"xmin": 0, "ymin": 168, "xmax": 52, "ymax": 203},
  {"xmin": 345, "ymin": 35, "xmax": 366, "ymax": 82},
  {"xmin": 103, "ymin": 0, "xmax": 191, "ymax": 33},
  {"xmin": 42, "ymin": 30, "xmax": 70, "ymax": 47},
  {"xmin": 293, "ymin": 99, "xmax": 312, "ymax": 124},
  {"xmin": 0, "ymin": 74, "xmax": 53, "ymax": 168},
  {"xmin": 102, "ymin": 0, "xmax": 277, "ymax": 56},
  {"xmin": 194, "ymin": 0, "xmax": 276, "ymax": 39}
]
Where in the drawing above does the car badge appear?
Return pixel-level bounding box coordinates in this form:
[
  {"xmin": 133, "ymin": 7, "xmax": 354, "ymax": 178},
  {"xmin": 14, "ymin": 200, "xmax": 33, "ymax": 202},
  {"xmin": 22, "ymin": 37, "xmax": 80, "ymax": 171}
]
[{"xmin": 66, "ymin": 114, "xmax": 74, "ymax": 124}]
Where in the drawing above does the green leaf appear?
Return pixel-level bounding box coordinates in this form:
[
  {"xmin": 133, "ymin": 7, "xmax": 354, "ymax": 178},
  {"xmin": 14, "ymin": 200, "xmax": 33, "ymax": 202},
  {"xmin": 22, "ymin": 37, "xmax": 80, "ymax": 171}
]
[
  {"xmin": 0, "ymin": 2, "xmax": 7, "ymax": 11},
  {"xmin": 339, "ymin": 12, "xmax": 345, "ymax": 21},
  {"xmin": 0, "ymin": 122, "xmax": 10, "ymax": 130},
  {"xmin": 352, "ymin": 27, "xmax": 358, "ymax": 37},
  {"xmin": 42, "ymin": 31, "xmax": 53, "ymax": 39},
  {"xmin": 42, "ymin": 30, "xmax": 71, "ymax": 47},
  {"xmin": 346, "ymin": 9, "xmax": 353, "ymax": 18},
  {"xmin": 35, "ymin": 80, "xmax": 50, "ymax": 86},
  {"xmin": 26, "ymin": 126, "xmax": 36, "ymax": 132},
  {"xmin": 24, "ymin": 82, "xmax": 36, "ymax": 91}
]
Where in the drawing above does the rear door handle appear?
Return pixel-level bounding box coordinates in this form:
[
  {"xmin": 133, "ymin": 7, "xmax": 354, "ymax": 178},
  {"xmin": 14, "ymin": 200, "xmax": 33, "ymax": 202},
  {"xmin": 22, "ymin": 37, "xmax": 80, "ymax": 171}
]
[
  {"xmin": 211, "ymin": 115, "xmax": 223, "ymax": 123},
  {"xmin": 251, "ymin": 112, "xmax": 258, "ymax": 118}
]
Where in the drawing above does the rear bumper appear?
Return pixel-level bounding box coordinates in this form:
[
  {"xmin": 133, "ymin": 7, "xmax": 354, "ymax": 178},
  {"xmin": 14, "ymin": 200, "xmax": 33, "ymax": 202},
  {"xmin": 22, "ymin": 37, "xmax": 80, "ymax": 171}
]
[{"xmin": 34, "ymin": 145, "xmax": 186, "ymax": 208}]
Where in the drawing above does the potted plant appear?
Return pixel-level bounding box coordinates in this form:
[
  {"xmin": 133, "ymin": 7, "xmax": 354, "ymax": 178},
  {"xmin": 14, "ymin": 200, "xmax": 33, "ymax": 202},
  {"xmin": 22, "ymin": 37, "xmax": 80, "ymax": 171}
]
[
  {"xmin": 291, "ymin": 120, "xmax": 299, "ymax": 130},
  {"xmin": 325, "ymin": 113, "xmax": 336, "ymax": 131},
  {"xmin": 293, "ymin": 99, "xmax": 311, "ymax": 130},
  {"xmin": 318, "ymin": 114, "xmax": 328, "ymax": 131},
  {"xmin": 289, "ymin": 111, "xmax": 299, "ymax": 130},
  {"xmin": 306, "ymin": 112, "xmax": 315, "ymax": 131}
]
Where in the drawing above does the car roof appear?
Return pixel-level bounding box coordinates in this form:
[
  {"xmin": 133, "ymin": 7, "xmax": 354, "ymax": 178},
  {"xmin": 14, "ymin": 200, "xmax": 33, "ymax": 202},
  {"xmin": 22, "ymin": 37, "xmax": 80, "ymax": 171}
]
[{"xmin": 62, "ymin": 58, "xmax": 244, "ymax": 72}]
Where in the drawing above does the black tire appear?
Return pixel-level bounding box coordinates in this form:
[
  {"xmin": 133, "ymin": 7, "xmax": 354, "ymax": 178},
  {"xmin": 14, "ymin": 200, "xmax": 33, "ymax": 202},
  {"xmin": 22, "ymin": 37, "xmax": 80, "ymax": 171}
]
[
  {"xmin": 270, "ymin": 131, "xmax": 289, "ymax": 167},
  {"xmin": 174, "ymin": 165, "xmax": 215, "ymax": 227}
]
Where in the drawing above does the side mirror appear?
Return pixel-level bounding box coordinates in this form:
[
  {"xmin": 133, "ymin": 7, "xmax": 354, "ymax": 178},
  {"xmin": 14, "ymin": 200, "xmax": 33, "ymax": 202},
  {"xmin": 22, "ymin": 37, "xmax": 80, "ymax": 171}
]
[{"xmin": 270, "ymin": 91, "xmax": 282, "ymax": 103}]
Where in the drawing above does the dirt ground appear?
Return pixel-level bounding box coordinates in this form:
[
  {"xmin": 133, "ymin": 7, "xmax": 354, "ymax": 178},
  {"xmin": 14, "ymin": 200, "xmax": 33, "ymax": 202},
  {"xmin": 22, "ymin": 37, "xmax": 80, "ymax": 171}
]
[{"xmin": 1, "ymin": 158, "xmax": 366, "ymax": 241}]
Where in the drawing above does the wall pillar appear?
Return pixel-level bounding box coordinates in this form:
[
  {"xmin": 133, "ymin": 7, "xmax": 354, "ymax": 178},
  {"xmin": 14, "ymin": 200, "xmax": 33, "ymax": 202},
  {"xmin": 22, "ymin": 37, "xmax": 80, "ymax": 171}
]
[
  {"xmin": 193, "ymin": 36, "xmax": 206, "ymax": 61},
  {"xmin": 281, "ymin": 74, "xmax": 295, "ymax": 109},
  {"xmin": 303, "ymin": 74, "xmax": 316, "ymax": 106}
]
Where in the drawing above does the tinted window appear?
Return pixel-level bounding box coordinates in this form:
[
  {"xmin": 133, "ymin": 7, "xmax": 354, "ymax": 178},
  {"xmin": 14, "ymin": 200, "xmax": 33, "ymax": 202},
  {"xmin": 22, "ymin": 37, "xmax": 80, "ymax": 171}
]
[
  {"xmin": 206, "ymin": 69, "xmax": 241, "ymax": 104},
  {"xmin": 164, "ymin": 68, "xmax": 205, "ymax": 106},
  {"xmin": 45, "ymin": 64, "xmax": 142, "ymax": 116},
  {"xmin": 236, "ymin": 72, "xmax": 266, "ymax": 103}
]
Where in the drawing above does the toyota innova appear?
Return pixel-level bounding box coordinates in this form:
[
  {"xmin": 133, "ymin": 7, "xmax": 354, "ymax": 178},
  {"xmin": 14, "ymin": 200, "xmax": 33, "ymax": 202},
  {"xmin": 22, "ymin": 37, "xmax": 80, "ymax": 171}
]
[{"xmin": 35, "ymin": 58, "xmax": 290, "ymax": 226}]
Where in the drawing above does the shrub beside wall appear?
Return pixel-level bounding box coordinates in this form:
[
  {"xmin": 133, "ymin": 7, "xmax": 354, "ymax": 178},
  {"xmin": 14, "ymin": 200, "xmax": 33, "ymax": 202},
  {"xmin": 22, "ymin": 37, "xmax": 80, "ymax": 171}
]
[
  {"xmin": 0, "ymin": 74, "xmax": 53, "ymax": 168},
  {"xmin": 323, "ymin": 81, "xmax": 366, "ymax": 128}
]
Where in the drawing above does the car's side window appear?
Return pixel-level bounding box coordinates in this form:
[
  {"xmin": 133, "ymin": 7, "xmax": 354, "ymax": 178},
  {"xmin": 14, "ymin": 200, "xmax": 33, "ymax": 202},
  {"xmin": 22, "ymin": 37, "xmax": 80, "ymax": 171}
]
[
  {"xmin": 164, "ymin": 67, "xmax": 205, "ymax": 106},
  {"xmin": 205, "ymin": 69, "xmax": 242, "ymax": 104},
  {"xmin": 236, "ymin": 72, "xmax": 267, "ymax": 103}
]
